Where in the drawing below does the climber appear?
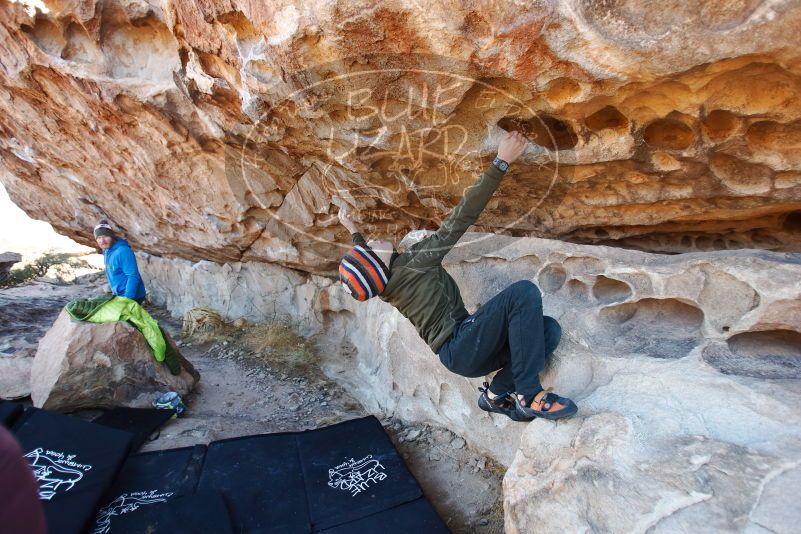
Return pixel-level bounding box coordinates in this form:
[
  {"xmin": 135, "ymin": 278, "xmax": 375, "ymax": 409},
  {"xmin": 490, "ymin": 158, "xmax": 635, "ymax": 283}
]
[
  {"xmin": 337, "ymin": 130, "xmax": 577, "ymax": 421},
  {"xmin": 93, "ymin": 219, "xmax": 147, "ymax": 304}
]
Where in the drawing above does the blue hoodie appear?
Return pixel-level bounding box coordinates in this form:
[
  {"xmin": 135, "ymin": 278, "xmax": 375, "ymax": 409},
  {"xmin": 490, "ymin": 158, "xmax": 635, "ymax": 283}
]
[{"xmin": 103, "ymin": 239, "xmax": 146, "ymax": 302}]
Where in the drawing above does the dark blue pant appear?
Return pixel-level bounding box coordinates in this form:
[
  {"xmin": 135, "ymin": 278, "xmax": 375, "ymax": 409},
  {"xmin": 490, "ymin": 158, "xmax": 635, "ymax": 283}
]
[{"xmin": 437, "ymin": 280, "xmax": 561, "ymax": 397}]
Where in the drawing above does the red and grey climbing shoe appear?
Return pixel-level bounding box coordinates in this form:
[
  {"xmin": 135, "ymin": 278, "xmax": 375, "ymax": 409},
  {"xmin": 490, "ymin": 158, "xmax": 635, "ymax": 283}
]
[
  {"xmin": 512, "ymin": 389, "xmax": 577, "ymax": 421},
  {"xmin": 478, "ymin": 382, "xmax": 514, "ymax": 419}
]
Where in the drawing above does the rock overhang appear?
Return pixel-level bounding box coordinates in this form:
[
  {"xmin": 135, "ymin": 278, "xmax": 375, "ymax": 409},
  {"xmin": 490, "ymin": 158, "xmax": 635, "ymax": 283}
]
[{"xmin": 0, "ymin": 1, "xmax": 800, "ymax": 273}]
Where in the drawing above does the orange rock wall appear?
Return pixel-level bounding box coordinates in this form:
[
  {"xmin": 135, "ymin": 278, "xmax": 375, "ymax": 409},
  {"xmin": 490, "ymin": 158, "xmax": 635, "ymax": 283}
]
[{"xmin": 1, "ymin": 0, "xmax": 801, "ymax": 271}]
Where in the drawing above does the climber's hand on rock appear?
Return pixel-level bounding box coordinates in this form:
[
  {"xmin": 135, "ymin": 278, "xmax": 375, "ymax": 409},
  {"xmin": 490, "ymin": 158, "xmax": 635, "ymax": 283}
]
[
  {"xmin": 338, "ymin": 205, "xmax": 360, "ymax": 234},
  {"xmin": 497, "ymin": 130, "xmax": 528, "ymax": 165}
]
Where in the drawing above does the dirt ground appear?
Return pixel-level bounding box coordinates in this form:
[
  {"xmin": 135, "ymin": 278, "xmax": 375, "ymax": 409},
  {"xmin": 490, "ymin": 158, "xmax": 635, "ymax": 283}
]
[{"xmin": 1, "ymin": 273, "xmax": 505, "ymax": 533}]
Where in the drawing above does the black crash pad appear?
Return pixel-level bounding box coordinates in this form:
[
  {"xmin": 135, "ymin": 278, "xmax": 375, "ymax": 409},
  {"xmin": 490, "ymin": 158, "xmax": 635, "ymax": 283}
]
[
  {"xmin": 8, "ymin": 411, "xmax": 446, "ymax": 533},
  {"xmin": 111, "ymin": 491, "xmax": 235, "ymax": 534},
  {"xmin": 13, "ymin": 409, "xmax": 133, "ymax": 534},
  {"xmin": 198, "ymin": 416, "xmax": 426, "ymax": 533},
  {"xmin": 198, "ymin": 432, "xmax": 310, "ymax": 534},
  {"xmin": 318, "ymin": 498, "xmax": 450, "ymax": 534},
  {"xmin": 297, "ymin": 416, "xmax": 422, "ymax": 530},
  {"xmin": 93, "ymin": 407, "xmax": 175, "ymax": 451},
  {"xmin": 0, "ymin": 400, "xmax": 24, "ymax": 428},
  {"xmin": 89, "ymin": 445, "xmax": 206, "ymax": 534}
]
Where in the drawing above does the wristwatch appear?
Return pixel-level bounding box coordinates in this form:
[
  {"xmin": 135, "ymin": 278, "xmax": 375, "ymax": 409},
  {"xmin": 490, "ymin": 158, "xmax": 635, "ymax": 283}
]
[{"xmin": 492, "ymin": 157, "xmax": 509, "ymax": 172}]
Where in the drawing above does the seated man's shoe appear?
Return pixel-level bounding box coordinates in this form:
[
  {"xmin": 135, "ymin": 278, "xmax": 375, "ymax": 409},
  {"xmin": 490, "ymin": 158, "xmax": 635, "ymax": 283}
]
[
  {"xmin": 512, "ymin": 389, "xmax": 577, "ymax": 421},
  {"xmin": 477, "ymin": 382, "xmax": 514, "ymax": 419}
]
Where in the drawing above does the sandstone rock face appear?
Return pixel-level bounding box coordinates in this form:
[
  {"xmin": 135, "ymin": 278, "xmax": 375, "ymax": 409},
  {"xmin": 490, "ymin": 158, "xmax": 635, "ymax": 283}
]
[
  {"xmin": 2, "ymin": 0, "xmax": 800, "ymax": 528},
  {"xmin": 0, "ymin": 252, "xmax": 21, "ymax": 285},
  {"xmin": 31, "ymin": 310, "xmax": 199, "ymax": 410},
  {"xmin": 140, "ymin": 232, "xmax": 801, "ymax": 483},
  {"xmin": 0, "ymin": 348, "xmax": 34, "ymax": 399},
  {"xmin": 142, "ymin": 235, "xmax": 801, "ymax": 530},
  {"xmin": 2, "ymin": 2, "xmax": 801, "ymax": 272}
]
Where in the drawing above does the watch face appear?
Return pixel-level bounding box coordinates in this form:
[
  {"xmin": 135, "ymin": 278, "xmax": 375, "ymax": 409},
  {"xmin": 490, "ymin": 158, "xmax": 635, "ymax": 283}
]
[{"xmin": 494, "ymin": 158, "xmax": 508, "ymax": 171}]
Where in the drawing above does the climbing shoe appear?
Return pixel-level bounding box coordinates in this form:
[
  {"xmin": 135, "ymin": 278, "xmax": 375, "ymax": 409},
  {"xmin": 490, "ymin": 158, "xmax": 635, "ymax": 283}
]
[
  {"xmin": 477, "ymin": 382, "xmax": 514, "ymax": 419},
  {"xmin": 511, "ymin": 389, "xmax": 577, "ymax": 421}
]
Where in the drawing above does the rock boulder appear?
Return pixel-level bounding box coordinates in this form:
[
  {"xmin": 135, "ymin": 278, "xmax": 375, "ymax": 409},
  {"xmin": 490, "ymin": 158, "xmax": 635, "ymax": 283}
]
[
  {"xmin": 30, "ymin": 310, "xmax": 199, "ymax": 410},
  {"xmin": 0, "ymin": 347, "xmax": 34, "ymax": 400},
  {"xmin": 2, "ymin": 2, "xmax": 801, "ymax": 270},
  {"xmin": 0, "ymin": 252, "xmax": 21, "ymax": 285},
  {"xmin": 140, "ymin": 233, "xmax": 801, "ymax": 531}
]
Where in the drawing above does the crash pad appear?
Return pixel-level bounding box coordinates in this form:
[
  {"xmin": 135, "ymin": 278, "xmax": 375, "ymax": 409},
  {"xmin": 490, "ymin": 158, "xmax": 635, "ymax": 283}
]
[
  {"xmin": 89, "ymin": 445, "xmax": 206, "ymax": 533},
  {"xmin": 13, "ymin": 409, "xmax": 133, "ymax": 534},
  {"xmin": 93, "ymin": 407, "xmax": 175, "ymax": 451},
  {"xmin": 0, "ymin": 400, "xmax": 23, "ymax": 428}
]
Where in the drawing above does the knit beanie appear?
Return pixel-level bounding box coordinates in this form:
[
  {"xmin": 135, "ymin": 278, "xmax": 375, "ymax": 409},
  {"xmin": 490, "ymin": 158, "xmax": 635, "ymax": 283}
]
[
  {"xmin": 339, "ymin": 244, "xmax": 390, "ymax": 301},
  {"xmin": 93, "ymin": 219, "xmax": 115, "ymax": 239}
]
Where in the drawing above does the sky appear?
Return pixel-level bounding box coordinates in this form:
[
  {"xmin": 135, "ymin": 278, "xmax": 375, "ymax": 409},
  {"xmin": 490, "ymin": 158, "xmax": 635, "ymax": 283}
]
[{"xmin": 0, "ymin": 182, "xmax": 94, "ymax": 263}]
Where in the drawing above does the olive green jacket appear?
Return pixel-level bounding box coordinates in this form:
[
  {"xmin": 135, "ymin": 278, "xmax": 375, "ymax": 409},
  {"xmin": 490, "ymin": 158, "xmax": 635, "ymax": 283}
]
[{"xmin": 353, "ymin": 164, "xmax": 505, "ymax": 352}]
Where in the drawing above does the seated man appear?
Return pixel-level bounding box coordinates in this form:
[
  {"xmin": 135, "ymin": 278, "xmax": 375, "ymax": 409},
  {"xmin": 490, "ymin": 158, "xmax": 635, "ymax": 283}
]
[
  {"xmin": 93, "ymin": 220, "xmax": 146, "ymax": 304},
  {"xmin": 338, "ymin": 131, "xmax": 576, "ymax": 421}
]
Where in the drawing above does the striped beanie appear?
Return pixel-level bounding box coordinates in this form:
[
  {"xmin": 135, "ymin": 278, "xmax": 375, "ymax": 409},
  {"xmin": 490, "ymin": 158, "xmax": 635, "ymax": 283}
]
[
  {"xmin": 339, "ymin": 244, "xmax": 390, "ymax": 301},
  {"xmin": 93, "ymin": 219, "xmax": 115, "ymax": 239}
]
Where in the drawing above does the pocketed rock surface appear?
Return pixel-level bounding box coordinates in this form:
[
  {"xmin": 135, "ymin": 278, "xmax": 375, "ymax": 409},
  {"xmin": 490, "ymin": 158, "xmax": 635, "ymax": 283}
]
[
  {"xmin": 2, "ymin": 1, "xmax": 801, "ymax": 530},
  {"xmin": 140, "ymin": 232, "xmax": 801, "ymax": 532}
]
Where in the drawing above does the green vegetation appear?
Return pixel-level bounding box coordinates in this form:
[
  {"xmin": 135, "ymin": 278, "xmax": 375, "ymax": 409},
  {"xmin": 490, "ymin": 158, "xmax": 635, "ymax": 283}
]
[
  {"xmin": 180, "ymin": 306, "xmax": 318, "ymax": 375},
  {"xmin": 242, "ymin": 323, "xmax": 318, "ymax": 374},
  {"xmin": 181, "ymin": 307, "xmax": 231, "ymax": 342},
  {"xmin": 2, "ymin": 252, "xmax": 89, "ymax": 288}
]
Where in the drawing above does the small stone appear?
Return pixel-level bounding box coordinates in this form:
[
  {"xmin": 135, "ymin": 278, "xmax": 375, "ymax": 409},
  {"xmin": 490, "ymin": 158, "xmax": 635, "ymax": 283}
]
[
  {"xmin": 478, "ymin": 518, "xmax": 489, "ymax": 526},
  {"xmin": 451, "ymin": 437, "xmax": 466, "ymax": 449},
  {"xmin": 433, "ymin": 430, "xmax": 451, "ymax": 445},
  {"xmin": 405, "ymin": 429, "xmax": 421, "ymax": 441},
  {"xmin": 321, "ymin": 401, "xmax": 328, "ymax": 406}
]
